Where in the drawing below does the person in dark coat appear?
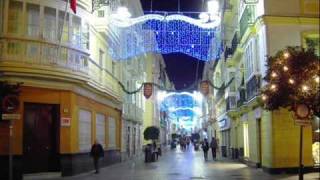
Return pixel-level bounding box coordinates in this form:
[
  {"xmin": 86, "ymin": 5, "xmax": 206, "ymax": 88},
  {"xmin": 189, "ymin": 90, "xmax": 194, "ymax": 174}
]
[
  {"xmin": 210, "ymin": 137, "xmax": 218, "ymax": 160},
  {"xmin": 90, "ymin": 140, "xmax": 104, "ymax": 174},
  {"xmin": 202, "ymin": 138, "xmax": 209, "ymax": 161}
]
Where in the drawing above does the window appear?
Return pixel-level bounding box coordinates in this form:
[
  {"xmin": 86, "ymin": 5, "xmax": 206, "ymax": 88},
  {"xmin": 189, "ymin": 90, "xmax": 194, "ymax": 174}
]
[
  {"xmin": 44, "ymin": 7, "xmax": 57, "ymax": 41},
  {"xmin": 42, "ymin": 44, "xmax": 57, "ymax": 64},
  {"xmin": 98, "ymin": 10, "xmax": 105, "ymax": 17},
  {"xmin": 245, "ymin": 40, "xmax": 255, "ymax": 80},
  {"xmin": 8, "ymin": 1, "xmax": 22, "ymax": 34},
  {"xmin": 99, "ymin": 49, "xmax": 104, "ymax": 67},
  {"xmin": 58, "ymin": 11, "xmax": 69, "ymax": 43},
  {"xmin": 112, "ymin": 61, "xmax": 116, "ymax": 75},
  {"xmin": 0, "ymin": 0, "xmax": 4, "ymax": 36},
  {"xmin": 229, "ymin": 72, "xmax": 236, "ymax": 92},
  {"xmin": 108, "ymin": 117, "xmax": 116, "ymax": 148},
  {"xmin": 96, "ymin": 113, "xmax": 106, "ymax": 147},
  {"xmin": 7, "ymin": 41, "xmax": 21, "ymax": 56},
  {"xmin": 26, "ymin": 42, "xmax": 39, "ymax": 60},
  {"xmin": 79, "ymin": 109, "xmax": 92, "ymax": 151},
  {"xmin": 305, "ymin": 36, "xmax": 319, "ymax": 57},
  {"xmin": 82, "ymin": 23, "xmax": 90, "ymax": 49},
  {"xmin": 72, "ymin": 16, "xmax": 81, "ymax": 47},
  {"xmin": 26, "ymin": 4, "xmax": 40, "ymax": 37}
]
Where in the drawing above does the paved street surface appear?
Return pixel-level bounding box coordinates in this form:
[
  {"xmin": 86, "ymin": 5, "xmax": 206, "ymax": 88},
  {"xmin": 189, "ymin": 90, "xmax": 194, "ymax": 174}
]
[{"xmin": 49, "ymin": 146, "xmax": 319, "ymax": 180}]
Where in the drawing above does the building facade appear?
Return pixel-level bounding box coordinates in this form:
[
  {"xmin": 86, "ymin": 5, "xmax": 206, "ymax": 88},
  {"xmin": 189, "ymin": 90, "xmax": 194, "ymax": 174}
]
[
  {"xmin": 0, "ymin": 0, "xmax": 162, "ymax": 179},
  {"xmin": 205, "ymin": 0, "xmax": 319, "ymax": 173}
]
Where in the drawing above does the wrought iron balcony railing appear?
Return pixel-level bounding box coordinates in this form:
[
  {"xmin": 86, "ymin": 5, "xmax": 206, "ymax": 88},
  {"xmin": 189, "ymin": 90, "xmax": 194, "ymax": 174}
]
[
  {"xmin": 237, "ymin": 87, "xmax": 246, "ymax": 107},
  {"xmin": 226, "ymin": 95, "xmax": 237, "ymax": 111},
  {"xmin": 246, "ymin": 75, "xmax": 261, "ymax": 101}
]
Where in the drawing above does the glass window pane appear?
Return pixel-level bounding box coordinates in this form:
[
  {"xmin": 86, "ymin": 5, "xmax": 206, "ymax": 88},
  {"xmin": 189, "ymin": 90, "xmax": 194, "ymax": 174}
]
[
  {"xmin": 79, "ymin": 109, "xmax": 92, "ymax": 152},
  {"xmin": 72, "ymin": 16, "xmax": 81, "ymax": 46},
  {"xmin": 108, "ymin": 117, "xmax": 116, "ymax": 148},
  {"xmin": 26, "ymin": 4, "xmax": 40, "ymax": 37},
  {"xmin": 44, "ymin": 7, "xmax": 57, "ymax": 41},
  {"xmin": 58, "ymin": 11, "xmax": 69, "ymax": 43},
  {"xmin": 8, "ymin": 1, "xmax": 23, "ymax": 34}
]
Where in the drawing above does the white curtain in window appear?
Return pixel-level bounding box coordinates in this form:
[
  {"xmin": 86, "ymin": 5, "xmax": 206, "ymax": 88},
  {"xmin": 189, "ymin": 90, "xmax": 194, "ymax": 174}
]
[
  {"xmin": 8, "ymin": 1, "xmax": 22, "ymax": 34},
  {"xmin": 44, "ymin": 7, "xmax": 56, "ymax": 41},
  {"xmin": 72, "ymin": 16, "xmax": 81, "ymax": 46},
  {"xmin": 96, "ymin": 113, "xmax": 106, "ymax": 147},
  {"xmin": 79, "ymin": 109, "xmax": 92, "ymax": 151},
  {"xmin": 108, "ymin": 117, "xmax": 116, "ymax": 148},
  {"xmin": 27, "ymin": 4, "xmax": 40, "ymax": 37}
]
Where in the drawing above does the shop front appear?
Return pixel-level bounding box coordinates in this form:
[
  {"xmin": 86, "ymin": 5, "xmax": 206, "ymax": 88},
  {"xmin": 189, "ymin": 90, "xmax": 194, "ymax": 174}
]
[{"xmin": 218, "ymin": 116, "xmax": 231, "ymax": 158}]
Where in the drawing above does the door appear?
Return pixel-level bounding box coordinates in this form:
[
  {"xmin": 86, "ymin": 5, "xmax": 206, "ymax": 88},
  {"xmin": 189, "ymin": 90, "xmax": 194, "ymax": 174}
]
[
  {"xmin": 23, "ymin": 103, "xmax": 60, "ymax": 173},
  {"xmin": 126, "ymin": 126, "xmax": 130, "ymax": 157},
  {"xmin": 133, "ymin": 127, "xmax": 136, "ymax": 155},
  {"xmin": 257, "ymin": 118, "xmax": 262, "ymax": 167}
]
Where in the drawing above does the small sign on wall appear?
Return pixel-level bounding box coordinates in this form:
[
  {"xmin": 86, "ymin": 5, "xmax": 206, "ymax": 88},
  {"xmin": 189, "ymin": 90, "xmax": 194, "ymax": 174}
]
[{"xmin": 61, "ymin": 117, "xmax": 71, "ymax": 127}]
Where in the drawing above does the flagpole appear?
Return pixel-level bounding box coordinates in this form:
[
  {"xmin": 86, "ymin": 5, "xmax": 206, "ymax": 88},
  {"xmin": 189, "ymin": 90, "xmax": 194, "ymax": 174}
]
[{"xmin": 57, "ymin": 0, "xmax": 70, "ymax": 63}]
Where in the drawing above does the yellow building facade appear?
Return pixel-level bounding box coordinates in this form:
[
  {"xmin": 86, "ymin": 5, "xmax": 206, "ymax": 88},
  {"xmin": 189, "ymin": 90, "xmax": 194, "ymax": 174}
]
[
  {"xmin": 0, "ymin": 0, "xmax": 137, "ymax": 179},
  {"xmin": 208, "ymin": 0, "xmax": 319, "ymax": 173}
]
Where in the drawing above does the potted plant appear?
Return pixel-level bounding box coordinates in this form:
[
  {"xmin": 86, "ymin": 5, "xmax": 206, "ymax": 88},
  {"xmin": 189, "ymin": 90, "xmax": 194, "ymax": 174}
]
[{"xmin": 143, "ymin": 126, "xmax": 160, "ymax": 162}]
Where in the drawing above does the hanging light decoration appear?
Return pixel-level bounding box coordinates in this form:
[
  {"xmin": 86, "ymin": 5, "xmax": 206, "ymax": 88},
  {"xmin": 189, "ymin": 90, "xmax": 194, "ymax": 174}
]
[
  {"xmin": 143, "ymin": 83, "xmax": 153, "ymax": 99},
  {"xmin": 200, "ymin": 80, "xmax": 210, "ymax": 96},
  {"xmin": 108, "ymin": 0, "xmax": 222, "ymax": 62}
]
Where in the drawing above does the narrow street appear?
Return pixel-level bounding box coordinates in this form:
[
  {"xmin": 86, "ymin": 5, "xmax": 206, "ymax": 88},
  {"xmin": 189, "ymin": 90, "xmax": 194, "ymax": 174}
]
[{"xmin": 47, "ymin": 146, "xmax": 319, "ymax": 180}]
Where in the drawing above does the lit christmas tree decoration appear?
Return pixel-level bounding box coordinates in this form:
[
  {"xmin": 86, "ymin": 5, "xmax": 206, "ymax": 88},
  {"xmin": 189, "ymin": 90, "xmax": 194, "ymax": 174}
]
[
  {"xmin": 261, "ymin": 47, "xmax": 319, "ymax": 117},
  {"xmin": 288, "ymin": 78, "xmax": 295, "ymax": 84},
  {"xmin": 302, "ymin": 85, "xmax": 309, "ymax": 91},
  {"xmin": 271, "ymin": 72, "xmax": 278, "ymax": 78}
]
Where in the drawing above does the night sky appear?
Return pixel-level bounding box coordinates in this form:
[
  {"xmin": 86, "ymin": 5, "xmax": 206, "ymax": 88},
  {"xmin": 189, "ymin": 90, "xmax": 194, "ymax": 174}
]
[{"xmin": 140, "ymin": 0, "xmax": 206, "ymax": 90}]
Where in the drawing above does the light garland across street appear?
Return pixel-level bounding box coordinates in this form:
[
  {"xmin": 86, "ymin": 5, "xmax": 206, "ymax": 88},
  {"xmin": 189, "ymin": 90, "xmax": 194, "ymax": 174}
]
[{"xmin": 108, "ymin": 12, "xmax": 222, "ymax": 61}]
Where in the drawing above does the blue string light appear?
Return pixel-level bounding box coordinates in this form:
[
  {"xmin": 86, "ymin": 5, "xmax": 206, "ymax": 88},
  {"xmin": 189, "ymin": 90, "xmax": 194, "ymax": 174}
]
[
  {"xmin": 158, "ymin": 92, "xmax": 203, "ymax": 121},
  {"xmin": 109, "ymin": 13, "xmax": 222, "ymax": 61}
]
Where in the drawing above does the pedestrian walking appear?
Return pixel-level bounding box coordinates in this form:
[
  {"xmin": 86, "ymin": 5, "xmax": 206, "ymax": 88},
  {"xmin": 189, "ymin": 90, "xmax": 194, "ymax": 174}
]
[
  {"xmin": 210, "ymin": 137, "xmax": 217, "ymax": 160},
  {"xmin": 90, "ymin": 140, "xmax": 104, "ymax": 174},
  {"xmin": 202, "ymin": 138, "xmax": 209, "ymax": 161}
]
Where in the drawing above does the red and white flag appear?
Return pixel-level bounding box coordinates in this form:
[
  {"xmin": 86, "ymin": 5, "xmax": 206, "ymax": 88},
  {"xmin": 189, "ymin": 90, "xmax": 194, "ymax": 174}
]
[{"xmin": 70, "ymin": 0, "xmax": 77, "ymax": 13}]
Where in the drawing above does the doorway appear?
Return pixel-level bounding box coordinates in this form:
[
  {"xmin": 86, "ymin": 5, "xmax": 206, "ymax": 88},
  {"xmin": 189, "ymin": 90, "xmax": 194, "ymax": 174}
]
[{"xmin": 23, "ymin": 103, "xmax": 60, "ymax": 174}]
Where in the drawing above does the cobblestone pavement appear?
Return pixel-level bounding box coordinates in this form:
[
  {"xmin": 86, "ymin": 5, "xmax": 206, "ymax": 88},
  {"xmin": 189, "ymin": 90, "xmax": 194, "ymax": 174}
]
[{"xmin": 50, "ymin": 146, "xmax": 319, "ymax": 180}]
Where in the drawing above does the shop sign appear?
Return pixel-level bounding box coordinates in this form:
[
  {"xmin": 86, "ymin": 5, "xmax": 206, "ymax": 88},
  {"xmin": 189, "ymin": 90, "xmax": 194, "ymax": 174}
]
[
  {"xmin": 293, "ymin": 104, "xmax": 312, "ymax": 126},
  {"xmin": 218, "ymin": 117, "xmax": 231, "ymax": 130},
  {"xmin": 2, "ymin": 95, "xmax": 20, "ymax": 113},
  {"xmin": 1, "ymin": 113, "xmax": 21, "ymax": 120},
  {"xmin": 61, "ymin": 117, "xmax": 71, "ymax": 127}
]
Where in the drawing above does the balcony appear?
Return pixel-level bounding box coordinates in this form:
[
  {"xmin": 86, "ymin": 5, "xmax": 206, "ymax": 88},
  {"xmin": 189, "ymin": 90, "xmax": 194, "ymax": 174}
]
[
  {"xmin": 0, "ymin": 36, "xmax": 89, "ymax": 75},
  {"xmin": 122, "ymin": 103, "xmax": 143, "ymax": 123},
  {"xmin": 0, "ymin": 36, "xmax": 121, "ymax": 99},
  {"xmin": 226, "ymin": 95, "xmax": 237, "ymax": 111},
  {"xmin": 215, "ymin": 88, "xmax": 225, "ymax": 103},
  {"xmin": 239, "ymin": 5, "xmax": 256, "ymax": 40},
  {"xmin": 224, "ymin": 32, "xmax": 239, "ymax": 59},
  {"xmin": 237, "ymin": 87, "xmax": 246, "ymax": 107},
  {"xmin": 246, "ymin": 75, "xmax": 261, "ymax": 101}
]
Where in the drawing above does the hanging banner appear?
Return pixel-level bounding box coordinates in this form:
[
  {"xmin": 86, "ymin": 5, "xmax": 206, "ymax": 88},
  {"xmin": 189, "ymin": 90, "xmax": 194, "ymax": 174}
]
[
  {"xmin": 200, "ymin": 80, "xmax": 210, "ymax": 96},
  {"xmin": 143, "ymin": 83, "xmax": 153, "ymax": 99}
]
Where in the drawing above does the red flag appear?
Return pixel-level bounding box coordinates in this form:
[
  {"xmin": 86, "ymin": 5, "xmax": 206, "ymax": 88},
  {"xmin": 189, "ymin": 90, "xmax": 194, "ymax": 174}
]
[{"xmin": 70, "ymin": 0, "xmax": 77, "ymax": 13}]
